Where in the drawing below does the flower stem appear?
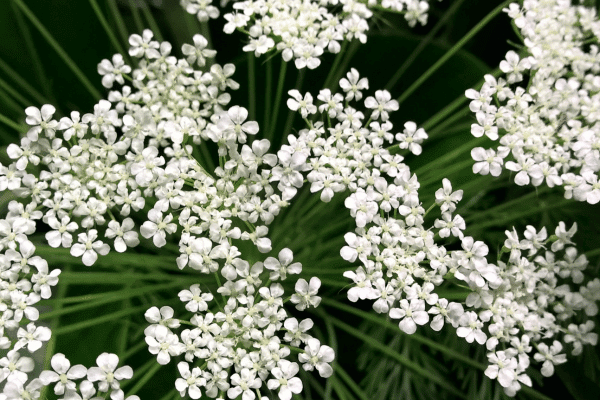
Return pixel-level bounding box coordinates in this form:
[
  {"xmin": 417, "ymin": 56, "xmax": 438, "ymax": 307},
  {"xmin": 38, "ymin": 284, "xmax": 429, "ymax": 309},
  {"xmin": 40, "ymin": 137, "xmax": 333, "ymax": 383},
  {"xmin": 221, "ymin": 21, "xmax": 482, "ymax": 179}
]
[
  {"xmin": 396, "ymin": 0, "xmax": 512, "ymax": 105},
  {"xmin": 128, "ymin": 0, "xmax": 145, "ymax": 33},
  {"xmin": 107, "ymin": 0, "xmax": 130, "ymax": 52},
  {"xmin": 248, "ymin": 52, "xmax": 256, "ymax": 121},
  {"xmin": 263, "ymin": 58, "xmax": 273, "ymax": 134},
  {"xmin": 268, "ymin": 58, "xmax": 288, "ymax": 141},
  {"xmin": 126, "ymin": 359, "xmax": 162, "ymax": 396},
  {"xmin": 140, "ymin": 2, "xmax": 163, "ymax": 41}
]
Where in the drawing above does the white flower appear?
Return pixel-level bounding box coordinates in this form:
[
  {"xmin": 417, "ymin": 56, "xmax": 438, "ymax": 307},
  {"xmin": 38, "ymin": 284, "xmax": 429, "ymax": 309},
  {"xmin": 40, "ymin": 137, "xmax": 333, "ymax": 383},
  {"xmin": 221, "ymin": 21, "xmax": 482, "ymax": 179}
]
[
  {"xmin": 30, "ymin": 260, "xmax": 60, "ymax": 299},
  {"xmin": 181, "ymin": 34, "xmax": 216, "ymax": 66},
  {"xmin": 70, "ymin": 229, "xmax": 110, "ymax": 266},
  {"xmin": 146, "ymin": 324, "xmax": 185, "ymax": 365},
  {"xmin": 291, "ymin": 277, "xmax": 321, "ymax": 311},
  {"xmin": 264, "ymin": 248, "xmax": 302, "ymax": 280},
  {"xmin": 267, "ymin": 360, "xmax": 303, "ymax": 400},
  {"xmin": 97, "ymin": 54, "xmax": 131, "ymax": 88},
  {"xmin": 178, "ymin": 284, "xmax": 214, "ymax": 313},
  {"xmin": 217, "ymin": 106, "xmax": 259, "ymax": 144},
  {"xmin": 105, "ymin": 218, "xmax": 139, "ymax": 252},
  {"xmin": 24, "ymin": 104, "xmax": 58, "ymax": 140},
  {"xmin": 140, "ymin": 210, "xmax": 177, "ymax": 248},
  {"xmin": 389, "ymin": 299, "xmax": 429, "ymax": 335},
  {"xmin": 39, "ymin": 353, "xmax": 87, "ymax": 395},
  {"xmin": 287, "ymin": 90, "xmax": 317, "ymax": 118},
  {"xmin": 227, "ymin": 368, "xmax": 262, "ymax": 400},
  {"xmin": 45, "ymin": 215, "xmax": 77, "ymax": 248},
  {"xmin": 364, "ymin": 90, "xmax": 398, "ymax": 121},
  {"xmin": 0, "ymin": 351, "xmax": 34, "ymax": 384},
  {"xmin": 298, "ymin": 338, "xmax": 334, "ymax": 378},
  {"xmin": 87, "ymin": 353, "xmax": 133, "ymax": 397},
  {"xmin": 128, "ymin": 29, "xmax": 160, "ymax": 58},
  {"xmin": 339, "ymin": 68, "xmax": 369, "ymax": 101},
  {"xmin": 15, "ymin": 323, "xmax": 51, "ymax": 352},
  {"xmin": 175, "ymin": 362, "xmax": 206, "ymax": 399},
  {"xmin": 533, "ymin": 341, "xmax": 567, "ymax": 377}
]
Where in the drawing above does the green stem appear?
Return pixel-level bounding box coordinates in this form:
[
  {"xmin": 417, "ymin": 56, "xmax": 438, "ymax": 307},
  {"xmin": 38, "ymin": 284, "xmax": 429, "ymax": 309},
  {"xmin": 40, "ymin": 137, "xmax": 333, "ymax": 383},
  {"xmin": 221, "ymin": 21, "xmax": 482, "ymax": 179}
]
[
  {"xmin": 126, "ymin": 359, "xmax": 162, "ymax": 396},
  {"xmin": 263, "ymin": 58, "xmax": 273, "ymax": 135},
  {"xmin": 140, "ymin": 2, "xmax": 163, "ymax": 41},
  {"xmin": 419, "ymin": 159, "xmax": 474, "ymax": 187},
  {"xmin": 58, "ymin": 271, "xmax": 192, "ymax": 284},
  {"xmin": 464, "ymin": 187, "xmax": 549, "ymax": 223},
  {"xmin": 334, "ymin": 364, "xmax": 370, "ymax": 400},
  {"xmin": 200, "ymin": 22, "xmax": 213, "ymax": 65},
  {"xmin": 282, "ymin": 68, "xmax": 305, "ymax": 139},
  {"xmin": 107, "ymin": 0, "xmax": 130, "ymax": 53},
  {"xmin": 38, "ymin": 282, "xmax": 182, "ymax": 320},
  {"xmin": 128, "ymin": 0, "xmax": 145, "ymax": 33},
  {"xmin": 413, "ymin": 137, "xmax": 487, "ymax": 177},
  {"xmin": 39, "ymin": 266, "xmax": 70, "ymax": 400},
  {"xmin": 427, "ymin": 107, "xmax": 472, "ymax": 138},
  {"xmin": 248, "ymin": 52, "xmax": 256, "ymax": 121},
  {"xmin": 89, "ymin": 0, "xmax": 127, "ymax": 56},
  {"xmin": 53, "ymin": 304, "xmax": 150, "ymax": 336},
  {"xmin": 268, "ymin": 58, "xmax": 288, "ymax": 141},
  {"xmin": 0, "ymin": 86, "xmax": 25, "ymax": 115},
  {"xmin": 12, "ymin": 0, "xmax": 102, "ymax": 100},
  {"xmin": 396, "ymin": 0, "xmax": 512, "ymax": 105},
  {"xmin": 327, "ymin": 41, "xmax": 360, "ymax": 93},
  {"xmin": 322, "ymin": 42, "xmax": 347, "ymax": 91},
  {"xmin": 122, "ymin": 339, "xmax": 148, "ymax": 361},
  {"xmin": 474, "ymin": 198, "xmax": 573, "ymax": 230},
  {"xmin": 385, "ymin": 0, "xmax": 468, "ymax": 90}
]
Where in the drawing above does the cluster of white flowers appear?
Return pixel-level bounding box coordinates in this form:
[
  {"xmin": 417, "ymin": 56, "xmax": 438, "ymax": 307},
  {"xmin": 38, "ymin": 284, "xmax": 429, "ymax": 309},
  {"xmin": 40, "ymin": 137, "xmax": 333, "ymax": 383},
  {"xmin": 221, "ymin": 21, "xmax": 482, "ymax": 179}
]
[
  {"xmin": 281, "ymin": 69, "xmax": 600, "ymax": 395},
  {"xmin": 182, "ymin": 0, "xmax": 439, "ymax": 69},
  {"xmin": 143, "ymin": 270, "xmax": 332, "ymax": 400},
  {"xmin": 1, "ymin": 28, "xmax": 338, "ymax": 399},
  {"xmin": 1, "ymin": 352, "xmax": 137, "ymax": 400},
  {"xmin": 467, "ymin": 0, "xmax": 600, "ymax": 204}
]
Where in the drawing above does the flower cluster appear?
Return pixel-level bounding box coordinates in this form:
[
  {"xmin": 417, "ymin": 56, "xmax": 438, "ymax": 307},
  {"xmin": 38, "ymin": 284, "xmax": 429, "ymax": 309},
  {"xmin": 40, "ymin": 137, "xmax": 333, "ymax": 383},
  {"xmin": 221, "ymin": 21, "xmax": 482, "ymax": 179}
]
[
  {"xmin": 466, "ymin": 0, "xmax": 600, "ymax": 204},
  {"xmin": 144, "ymin": 264, "xmax": 332, "ymax": 400},
  {"xmin": 1, "ymin": 351, "xmax": 136, "ymax": 400},
  {"xmin": 282, "ymin": 70, "xmax": 600, "ymax": 395},
  {"xmin": 1, "ymin": 28, "xmax": 338, "ymax": 399},
  {"xmin": 183, "ymin": 0, "xmax": 438, "ymax": 69}
]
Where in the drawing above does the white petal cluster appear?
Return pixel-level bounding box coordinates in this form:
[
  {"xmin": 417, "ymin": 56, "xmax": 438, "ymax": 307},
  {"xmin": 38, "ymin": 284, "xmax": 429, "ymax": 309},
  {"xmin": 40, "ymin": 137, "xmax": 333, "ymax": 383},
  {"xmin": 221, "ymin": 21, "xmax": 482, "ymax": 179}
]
[
  {"xmin": 467, "ymin": 1, "xmax": 600, "ymax": 204},
  {"xmin": 1, "ymin": 27, "xmax": 340, "ymax": 399},
  {"xmin": 144, "ymin": 260, "xmax": 331, "ymax": 400},
  {"xmin": 183, "ymin": 0, "xmax": 438, "ymax": 69},
  {"xmin": 282, "ymin": 70, "xmax": 600, "ymax": 396}
]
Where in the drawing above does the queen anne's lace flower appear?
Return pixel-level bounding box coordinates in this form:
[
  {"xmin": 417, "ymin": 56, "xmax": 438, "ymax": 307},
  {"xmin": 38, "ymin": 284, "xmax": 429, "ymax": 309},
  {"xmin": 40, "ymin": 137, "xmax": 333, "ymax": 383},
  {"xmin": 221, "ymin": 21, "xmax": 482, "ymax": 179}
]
[
  {"xmin": 184, "ymin": 0, "xmax": 437, "ymax": 69},
  {"xmin": 467, "ymin": 1, "xmax": 600, "ymax": 204}
]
